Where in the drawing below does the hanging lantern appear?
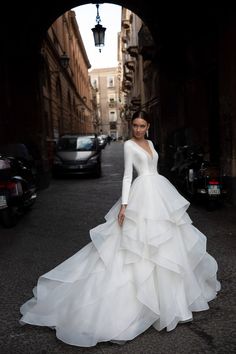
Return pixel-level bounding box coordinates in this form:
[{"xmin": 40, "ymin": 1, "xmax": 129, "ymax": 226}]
[
  {"xmin": 60, "ymin": 52, "xmax": 70, "ymax": 69},
  {"xmin": 91, "ymin": 4, "xmax": 106, "ymax": 52}
]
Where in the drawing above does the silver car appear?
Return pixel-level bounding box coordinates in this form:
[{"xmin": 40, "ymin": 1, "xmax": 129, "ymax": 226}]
[{"xmin": 52, "ymin": 134, "xmax": 102, "ymax": 177}]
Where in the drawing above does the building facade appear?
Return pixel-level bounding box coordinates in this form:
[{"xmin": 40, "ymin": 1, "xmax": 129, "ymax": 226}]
[
  {"xmin": 40, "ymin": 10, "xmax": 96, "ymax": 166},
  {"xmin": 89, "ymin": 67, "xmax": 127, "ymax": 140}
]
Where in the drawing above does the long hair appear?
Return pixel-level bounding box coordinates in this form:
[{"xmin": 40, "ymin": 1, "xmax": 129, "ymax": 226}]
[{"xmin": 131, "ymin": 110, "xmax": 150, "ymax": 124}]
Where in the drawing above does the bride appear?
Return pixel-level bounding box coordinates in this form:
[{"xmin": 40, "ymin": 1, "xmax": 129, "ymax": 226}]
[{"xmin": 19, "ymin": 110, "xmax": 221, "ymax": 347}]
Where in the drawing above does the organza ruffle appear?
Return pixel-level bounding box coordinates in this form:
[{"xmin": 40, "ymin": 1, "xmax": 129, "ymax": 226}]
[{"xmin": 20, "ymin": 173, "xmax": 220, "ymax": 347}]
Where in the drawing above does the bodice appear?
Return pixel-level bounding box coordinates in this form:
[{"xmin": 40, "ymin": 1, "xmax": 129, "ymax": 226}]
[{"xmin": 121, "ymin": 139, "xmax": 158, "ymax": 204}]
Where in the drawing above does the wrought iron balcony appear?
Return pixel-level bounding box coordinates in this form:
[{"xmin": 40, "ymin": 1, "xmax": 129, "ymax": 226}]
[
  {"xmin": 125, "ymin": 60, "xmax": 135, "ymax": 71},
  {"xmin": 127, "ymin": 45, "xmax": 139, "ymax": 58}
]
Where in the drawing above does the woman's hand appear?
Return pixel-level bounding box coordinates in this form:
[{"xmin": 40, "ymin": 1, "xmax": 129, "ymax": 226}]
[{"xmin": 118, "ymin": 205, "xmax": 127, "ymax": 226}]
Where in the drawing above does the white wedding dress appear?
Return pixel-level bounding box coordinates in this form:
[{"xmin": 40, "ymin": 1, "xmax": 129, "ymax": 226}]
[{"xmin": 19, "ymin": 139, "xmax": 221, "ymax": 347}]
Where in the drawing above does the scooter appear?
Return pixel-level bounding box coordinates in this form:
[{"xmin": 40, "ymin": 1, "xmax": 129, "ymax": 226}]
[
  {"xmin": 185, "ymin": 161, "xmax": 228, "ymax": 210},
  {"xmin": 170, "ymin": 144, "xmax": 227, "ymax": 210},
  {"xmin": 0, "ymin": 154, "xmax": 37, "ymax": 227}
]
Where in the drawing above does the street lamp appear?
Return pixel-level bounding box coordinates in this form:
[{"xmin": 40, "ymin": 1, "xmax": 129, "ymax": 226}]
[
  {"xmin": 60, "ymin": 51, "xmax": 70, "ymax": 69},
  {"xmin": 91, "ymin": 3, "xmax": 106, "ymax": 53},
  {"xmin": 47, "ymin": 51, "xmax": 70, "ymax": 75}
]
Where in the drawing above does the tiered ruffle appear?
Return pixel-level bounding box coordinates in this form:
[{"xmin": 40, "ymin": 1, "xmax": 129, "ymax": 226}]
[{"xmin": 20, "ymin": 173, "xmax": 220, "ymax": 347}]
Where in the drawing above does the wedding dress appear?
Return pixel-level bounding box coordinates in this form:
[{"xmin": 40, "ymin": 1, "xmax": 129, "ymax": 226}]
[{"xmin": 19, "ymin": 139, "xmax": 221, "ymax": 347}]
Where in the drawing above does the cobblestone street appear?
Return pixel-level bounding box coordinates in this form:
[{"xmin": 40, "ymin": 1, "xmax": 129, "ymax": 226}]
[{"xmin": 0, "ymin": 142, "xmax": 235, "ymax": 354}]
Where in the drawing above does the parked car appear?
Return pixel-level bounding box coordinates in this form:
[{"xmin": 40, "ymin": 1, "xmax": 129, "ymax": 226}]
[
  {"xmin": 52, "ymin": 134, "xmax": 102, "ymax": 178},
  {"xmin": 97, "ymin": 135, "xmax": 107, "ymax": 149}
]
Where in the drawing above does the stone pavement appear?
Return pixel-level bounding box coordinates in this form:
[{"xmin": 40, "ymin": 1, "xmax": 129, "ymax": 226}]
[{"xmin": 0, "ymin": 142, "xmax": 235, "ymax": 354}]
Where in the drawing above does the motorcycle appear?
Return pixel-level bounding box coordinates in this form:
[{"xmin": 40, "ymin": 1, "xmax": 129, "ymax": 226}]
[
  {"xmin": 170, "ymin": 144, "xmax": 227, "ymax": 210},
  {"xmin": 185, "ymin": 161, "xmax": 228, "ymax": 210},
  {"xmin": 0, "ymin": 145, "xmax": 37, "ymax": 227}
]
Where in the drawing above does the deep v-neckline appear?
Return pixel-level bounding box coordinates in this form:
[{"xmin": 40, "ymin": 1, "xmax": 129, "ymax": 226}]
[{"xmin": 130, "ymin": 139, "xmax": 153, "ymax": 159}]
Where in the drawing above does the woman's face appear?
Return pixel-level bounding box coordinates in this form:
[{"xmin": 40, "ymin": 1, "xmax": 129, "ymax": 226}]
[{"xmin": 131, "ymin": 118, "xmax": 149, "ymax": 140}]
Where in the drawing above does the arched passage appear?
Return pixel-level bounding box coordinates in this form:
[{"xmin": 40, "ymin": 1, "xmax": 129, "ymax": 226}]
[{"xmin": 1, "ymin": 1, "xmax": 236, "ymax": 201}]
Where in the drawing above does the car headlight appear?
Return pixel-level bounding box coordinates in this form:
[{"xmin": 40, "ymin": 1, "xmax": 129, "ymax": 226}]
[{"xmin": 89, "ymin": 155, "xmax": 99, "ymax": 162}]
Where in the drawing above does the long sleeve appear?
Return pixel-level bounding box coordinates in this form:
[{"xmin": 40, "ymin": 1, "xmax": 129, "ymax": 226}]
[{"xmin": 121, "ymin": 142, "xmax": 133, "ymax": 205}]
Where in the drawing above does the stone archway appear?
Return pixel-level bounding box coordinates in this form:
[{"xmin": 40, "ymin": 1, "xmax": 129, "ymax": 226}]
[
  {"xmin": 1, "ymin": 1, "xmax": 236, "ymax": 201},
  {"xmin": 0, "ymin": 1, "xmax": 221, "ymax": 145}
]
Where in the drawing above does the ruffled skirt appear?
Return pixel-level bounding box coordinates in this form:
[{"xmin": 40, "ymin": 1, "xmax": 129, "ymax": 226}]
[{"xmin": 19, "ymin": 173, "xmax": 221, "ymax": 347}]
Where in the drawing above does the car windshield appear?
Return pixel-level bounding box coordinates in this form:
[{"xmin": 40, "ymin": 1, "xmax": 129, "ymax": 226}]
[{"xmin": 57, "ymin": 137, "xmax": 96, "ymax": 151}]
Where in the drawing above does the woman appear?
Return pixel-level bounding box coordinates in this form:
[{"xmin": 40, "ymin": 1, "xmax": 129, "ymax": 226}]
[{"xmin": 20, "ymin": 110, "xmax": 221, "ymax": 347}]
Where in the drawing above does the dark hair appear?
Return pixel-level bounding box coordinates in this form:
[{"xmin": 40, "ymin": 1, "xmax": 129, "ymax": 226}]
[{"xmin": 131, "ymin": 110, "xmax": 150, "ymax": 124}]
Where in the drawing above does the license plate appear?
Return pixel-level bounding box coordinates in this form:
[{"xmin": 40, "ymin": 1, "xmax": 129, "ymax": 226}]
[
  {"xmin": 0, "ymin": 195, "xmax": 7, "ymax": 208},
  {"xmin": 67, "ymin": 165, "xmax": 84, "ymax": 170},
  {"xmin": 208, "ymin": 185, "xmax": 221, "ymax": 195}
]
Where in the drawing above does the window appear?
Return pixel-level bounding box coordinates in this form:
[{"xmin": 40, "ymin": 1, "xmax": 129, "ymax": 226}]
[
  {"xmin": 107, "ymin": 76, "xmax": 114, "ymax": 87},
  {"xmin": 109, "ymin": 111, "xmax": 117, "ymax": 122},
  {"xmin": 91, "ymin": 78, "xmax": 98, "ymax": 89},
  {"xmin": 110, "ymin": 122, "xmax": 116, "ymax": 130}
]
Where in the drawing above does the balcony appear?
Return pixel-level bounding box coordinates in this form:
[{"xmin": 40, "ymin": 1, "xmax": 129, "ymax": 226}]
[
  {"xmin": 123, "ymin": 80, "xmax": 132, "ymax": 91},
  {"xmin": 109, "ymin": 102, "xmax": 117, "ymax": 108},
  {"xmin": 127, "ymin": 45, "xmax": 139, "ymax": 58},
  {"xmin": 122, "ymin": 19, "xmax": 130, "ymax": 29},
  {"xmin": 124, "ymin": 71, "xmax": 133, "ymax": 82},
  {"xmin": 125, "ymin": 60, "xmax": 135, "ymax": 71}
]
